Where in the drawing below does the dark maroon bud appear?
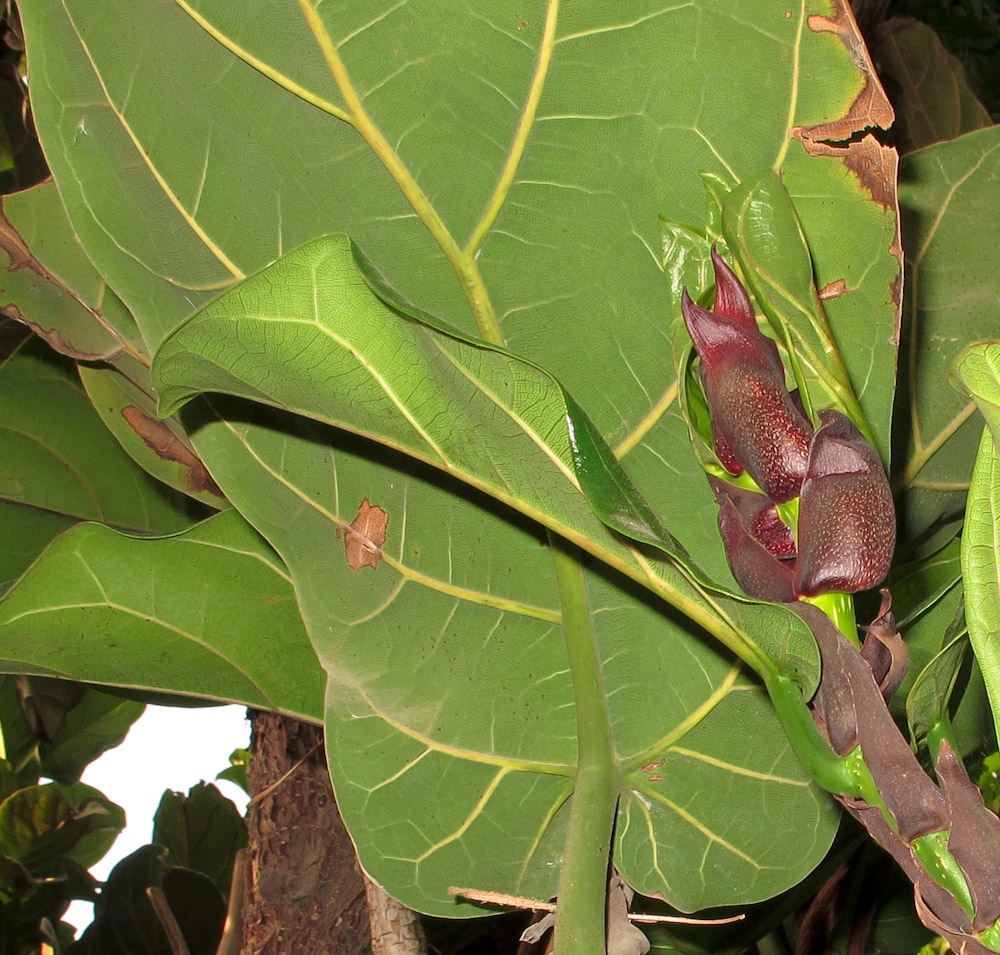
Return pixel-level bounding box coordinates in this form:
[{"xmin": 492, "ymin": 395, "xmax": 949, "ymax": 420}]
[
  {"xmin": 710, "ymin": 478, "xmax": 797, "ymax": 603},
  {"xmin": 709, "ymin": 245, "xmax": 758, "ymax": 332},
  {"xmin": 749, "ymin": 504, "xmax": 796, "ymax": 559},
  {"xmin": 682, "ymin": 256, "xmax": 813, "ymax": 503},
  {"xmin": 796, "ymin": 411, "xmax": 896, "ymax": 597}
]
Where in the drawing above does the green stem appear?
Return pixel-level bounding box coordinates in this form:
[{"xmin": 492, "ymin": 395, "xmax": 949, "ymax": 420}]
[
  {"xmin": 763, "ymin": 671, "xmax": 866, "ymax": 797},
  {"xmin": 550, "ymin": 536, "xmax": 618, "ymax": 955},
  {"xmin": 926, "ymin": 714, "xmax": 960, "ymax": 768},
  {"xmin": 799, "ymin": 591, "xmax": 858, "ymax": 648}
]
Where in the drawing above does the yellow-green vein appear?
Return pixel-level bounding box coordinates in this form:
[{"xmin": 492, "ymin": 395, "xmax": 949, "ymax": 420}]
[
  {"xmin": 623, "ymin": 662, "xmax": 742, "ymax": 772},
  {"xmin": 61, "ymin": 0, "xmax": 245, "ymax": 281},
  {"xmin": 296, "ymin": 0, "xmax": 503, "ymax": 344},
  {"xmin": 669, "ymin": 747, "xmax": 811, "ymax": 785},
  {"xmin": 327, "ymin": 677, "xmax": 572, "ymax": 775},
  {"xmin": 773, "ymin": 0, "xmax": 805, "ymax": 170},
  {"xmin": 614, "ymin": 380, "xmax": 678, "ymax": 459},
  {"xmin": 415, "ymin": 767, "xmax": 512, "ymax": 862},
  {"xmin": 431, "ymin": 340, "xmax": 581, "ymax": 489},
  {"xmin": 465, "ymin": 0, "xmax": 559, "ymax": 255},
  {"xmin": 642, "ymin": 789, "xmax": 759, "ymax": 866},
  {"xmin": 172, "ymin": 0, "xmax": 352, "ymax": 123}
]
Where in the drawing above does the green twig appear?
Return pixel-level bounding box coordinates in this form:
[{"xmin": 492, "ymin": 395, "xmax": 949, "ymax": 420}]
[{"xmin": 550, "ymin": 536, "xmax": 618, "ymax": 955}]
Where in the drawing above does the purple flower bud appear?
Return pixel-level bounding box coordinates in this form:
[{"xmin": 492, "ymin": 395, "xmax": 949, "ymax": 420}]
[
  {"xmin": 682, "ymin": 250, "xmax": 813, "ymax": 502},
  {"xmin": 796, "ymin": 411, "xmax": 895, "ymax": 597},
  {"xmin": 710, "ymin": 477, "xmax": 797, "ymax": 603}
]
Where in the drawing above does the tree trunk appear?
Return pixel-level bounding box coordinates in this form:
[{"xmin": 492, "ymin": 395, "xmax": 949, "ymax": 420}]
[{"xmin": 239, "ymin": 711, "xmax": 370, "ymax": 955}]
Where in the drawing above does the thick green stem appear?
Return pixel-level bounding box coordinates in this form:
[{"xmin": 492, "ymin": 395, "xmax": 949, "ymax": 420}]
[{"xmin": 550, "ymin": 536, "xmax": 618, "ymax": 955}]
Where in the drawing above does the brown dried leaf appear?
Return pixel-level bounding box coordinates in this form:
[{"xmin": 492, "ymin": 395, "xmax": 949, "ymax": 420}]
[
  {"xmin": 936, "ymin": 744, "xmax": 1000, "ymax": 931},
  {"xmin": 344, "ymin": 500, "xmax": 389, "ymax": 572}
]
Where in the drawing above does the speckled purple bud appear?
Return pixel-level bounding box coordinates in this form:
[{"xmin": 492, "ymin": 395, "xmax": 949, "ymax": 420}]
[
  {"xmin": 682, "ymin": 251, "xmax": 813, "ymax": 502},
  {"xmin": 796, "ymin": 410, "xmax": 896, "ymax": 597},
  {"xmin": 710, "ymin": 478, "xmax": 797, "ymax": 603}
]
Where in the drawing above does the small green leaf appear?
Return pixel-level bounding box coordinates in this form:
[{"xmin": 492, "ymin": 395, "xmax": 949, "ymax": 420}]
[
  {"xmin": 36, "ymin": 687, "xmax": 145, "ymax": 787},
  {"xmin": 721, "ymin": 169, "xmax": 869, "ymax": 441},
  {"xmin": 79, "ymin": 363, "xmax": 227, "ymax": 509},
  {"xmin": 0, "ymin": 337, "xmax": 197, "ymax": 537},
  {"xmin": 0, "ymin": 783, "xmax": 124, "ymax": 873},
  {"xmin": 71, "ymin": 845, "xmax": 226, "ymax": 955},
  {"xmin": 153, "ymin": 783, "xmax": 246, "ymax": 895}
]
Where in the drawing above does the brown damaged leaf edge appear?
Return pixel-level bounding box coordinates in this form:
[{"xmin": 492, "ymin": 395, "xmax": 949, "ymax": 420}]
[
  {"xmin": 121, "ymin": 405, "xmax": 224, "ymax": 498},
  {"xmin": 796, "ymin": 0, "xmax": 897, "ymax": 212},
  {"xmin": 0, "ymin": 203, "xmax": 123, "ymax": 362},
  {"xmin": 343, "ymin": 499, "xmax": 389, "ymax": 573},
  {"xmin": 794, "ymin": 0, "xmax": 903, "ymax": 328},
  {"xmin": 799, "ymin": 1, "xmax": 894, "ymax": 146}
]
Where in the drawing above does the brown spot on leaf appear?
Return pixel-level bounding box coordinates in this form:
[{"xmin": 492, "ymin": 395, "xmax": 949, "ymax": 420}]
[
  {"xmin": 121, "ymin": 405, "xmax": 224, "ymax": 498},
  {"xmin": 818, "ymin": 279, "xmax": 851, "ymax": 300},
  {"xmin": 344, "ymin": 500, "xmax": 389, "ymax": 572}
]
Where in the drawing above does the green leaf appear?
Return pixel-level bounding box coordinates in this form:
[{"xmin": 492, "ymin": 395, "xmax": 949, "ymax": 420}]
[
  {"xmin": 0, "ymin": 181, "xmax": 141, "ymax": 361},
  {"xmin": 70, "ymin": 845, "xmax": 226, "ymax": 955},
  {"xmin": 153, "ymin": 783, "xmax": 246, "ymax": 896},
  {"xmin": 955, "ymin": 342, "xmax": 1000, "ymax": 755},
  {"xmin": 185, "ymin": 399, "xmax": 837, "ymax": 915},
  {"xmin": 152, "ymin": 233, "xmax": 689, "ymax": 571},
  {"xmin": 896, "ymin": 126, "xmax": 1000, "ymax": 550},
  {"xmin": 0, "ymin": 783, "xmax": 124, "ymax": 873},
  {"xmin": 960, "ymin": 424, "xmax": 1000, "ymax": 755},
  {"xmin": 721, "ymin": 170, "xmax": 873, "ymax": 443},
  {"xmin": 35, "ymin": 686, "xmax": 145, "ymax": 787},
  {"xmin": 0, "ymin": 510, "xmax": 324, "ymax": 720},
  {"xmin": 0, "ymin": 336, "xmax": 198, "ymax": 538},
  {"xmin": 890, "ymin": 538, "xmax": 964, "ymax": 716},
  {"xmin": 215, "ymin": 748, "xmax": 250, "ymax": 796},
  {"xmin": 869, "ymin": 18, "xmax": 992, "ymax": 155}
]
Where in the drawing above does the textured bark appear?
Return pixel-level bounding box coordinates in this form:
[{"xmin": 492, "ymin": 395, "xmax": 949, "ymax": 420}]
[
  {"xmin": 364, "ymin": 876, "xmax": 427, "ymax": 955},
  {"xmin": 240, "ymin": 711, "xmax": 369, "ymax": 955}
]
